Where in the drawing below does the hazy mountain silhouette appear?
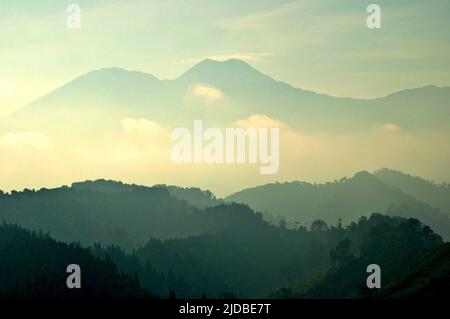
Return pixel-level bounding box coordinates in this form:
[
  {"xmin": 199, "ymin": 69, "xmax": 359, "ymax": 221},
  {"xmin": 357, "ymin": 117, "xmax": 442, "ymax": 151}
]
[
  {"xmin": 0, "ymin": 183, "xmax": 267, "ymax": 249},
  {"xmin": 226, "ymin": 170, "xmax": 450, "ymax": 240},
  {"xmin": 3, "ymin": 59, "xmax": 450, "ymax": 133},
  {"xmin": 72, "ymin": 179, "xmax": 222, "ymax": 209},
  {"xmin": 374, "ymin": 168, "xmax": 450, "ymax": 217}
]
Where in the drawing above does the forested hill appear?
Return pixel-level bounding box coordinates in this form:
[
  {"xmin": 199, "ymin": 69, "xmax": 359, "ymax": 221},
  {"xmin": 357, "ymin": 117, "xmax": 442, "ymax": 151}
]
[
  {"xmin": 72, "ymin": 179, "xmax": 222, "ymax": 209},
  {"xmin": 0, "ymin": 213, "xmax": 445, "ymax": 298},
  {"xmin": 225, "ymin": 170, "xmax": 450, "ymax": 240},
  {"xmin": 374, "ymin": 168, "xmax": 450, "ymax": 217},
  {"xmin": 0, "ymin": 186, "xmax": 259, "ymax": 249},
  {"xmin": 97, "ymin": 213, "xmax": 443, "ymax": 298},
  {"xmin": 270, "ymin": 217, "xmax": 444, "ymax": 299},
  {"xmin": 0, "ymin": 223, "xmax": 146, "ymax": 298}
]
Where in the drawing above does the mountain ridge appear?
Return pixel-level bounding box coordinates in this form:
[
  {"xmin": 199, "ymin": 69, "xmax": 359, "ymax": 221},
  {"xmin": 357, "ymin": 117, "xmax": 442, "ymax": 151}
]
[{"xmin": 7, "ymin": 59, "xmax": 450, "ymax": 119}]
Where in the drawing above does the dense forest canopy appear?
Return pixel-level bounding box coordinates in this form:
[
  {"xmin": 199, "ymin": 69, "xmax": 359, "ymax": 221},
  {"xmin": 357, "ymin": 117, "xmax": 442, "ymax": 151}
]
[{"xmin": 0, "ymin": 223, "xmax": 146, "ymax": 298}]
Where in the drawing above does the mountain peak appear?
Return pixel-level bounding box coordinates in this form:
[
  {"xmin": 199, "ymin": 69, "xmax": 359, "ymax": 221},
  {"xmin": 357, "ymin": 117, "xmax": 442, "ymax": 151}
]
[
  {"xmin": 178, "ymin": 58, "xmax": 274, "ymax": 84},
  {"xmin": 194, "ymin": 58, "xmax": 254, "ymax": 69},
  {"xmin": 351, "ymin": 171, "xmax": 379, "ymax": 183}
]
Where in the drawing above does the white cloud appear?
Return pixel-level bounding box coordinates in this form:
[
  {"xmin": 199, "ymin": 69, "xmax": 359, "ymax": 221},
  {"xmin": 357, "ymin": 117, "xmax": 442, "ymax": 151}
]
[
  {"xmin": 192, "ymin": 83, "xmax": 224, "ymax": 101},
  {"xmin": 234, "ymin": 114, "xmax": 284, "ymax": 129},
  {"xmin": 381, "ymin": 123, "xmax": 401, "ymax": 132},
  {"xmin": 120, "ymin": 117, "xmax": 171, "ymax": 148},
  {"xmin": 0, "ymin": 132, "xmax": 51, "ymax": 149},
  {"xmin": 181, "ymin": 53, "xmax": 273, "ymax": 64},
  {"xmin": 207, "ymin": 53, "xmax": 272, "ymax": 62},
  {"xmin": 121, "ymin": 117, "xmax": 163, "ymax": 133}
]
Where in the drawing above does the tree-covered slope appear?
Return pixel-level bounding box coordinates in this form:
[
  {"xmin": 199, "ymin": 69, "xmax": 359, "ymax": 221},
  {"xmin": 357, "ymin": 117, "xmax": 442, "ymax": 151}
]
[
  {"xmin": 376, "ymin": 243, "xmax": 450, "ymax": 299},
  {"xmin": 129, "ymin": 213, "xmax": 443, "ymax": 298},
  {"xmin": 374, "ymin": 168, "xmax": 450, "ymax": 217},
  {"xmin": 226, "ymin": 171, "xmax": 450, "ymax": 240},
  {"xmin": 0, "ymin": 186, "xmax": 251, "ymax": 249},
  {"xmin": 271, "ymin": 217, "xmax": 443, "ymax": 299},
  {"xmin": 0, "ymin": 223, "xmax": 146, "ymax": 298}
]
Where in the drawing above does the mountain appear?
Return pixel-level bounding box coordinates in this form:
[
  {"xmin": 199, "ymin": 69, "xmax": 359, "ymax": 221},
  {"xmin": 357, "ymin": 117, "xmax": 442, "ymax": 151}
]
[
  {"xmin": 72, "ymin": 179, "xmax": 222, "ymax": 209},
  {"xmin": 4, "ymin": 67, "xmax": 168, "ymax": 134},
  {"xmin": 72, "ymin": 179, "xmax": 148, "ymax": 193},
  {"xmin": 3, "ymin": 59, "xmax": 450, "ymax": 134},
  {"xmin": 157, "ymin": 184, "xmax": 222, "ymax": 209},
  {"xmin": 225, "ymin": 170, "xmax": 450, "ymax": 240},
  {"xmin": 74, "ymin": 180, "xmax": 281, "ymax": 226},
  {"xmin": 374, "ymin": 168, "xmax": 450, "ymax": 217},
  {"xmin": 0, "ymin": 182, "xmax": 268, "ymax": 249},
  {"xmin": 2, "ymin": 59, "xmax": 448, "ymax": 195},
  {"xmin": 0, "ymin": 223, "xmax": 146, "ymax": 298}
]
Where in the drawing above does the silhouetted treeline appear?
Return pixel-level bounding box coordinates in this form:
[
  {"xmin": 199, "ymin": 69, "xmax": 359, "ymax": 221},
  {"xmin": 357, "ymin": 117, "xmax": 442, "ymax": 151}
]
[
  {"xmin": 0, "ymin": 223, "xmax": 149, "ymax": 298},
  {"xmin": 271, "ymin": 216, "xmax": 444, "ymax": 298},
  {"xmin": 95, "ymin": 212, "xmax": 443, "ymax": 298}
]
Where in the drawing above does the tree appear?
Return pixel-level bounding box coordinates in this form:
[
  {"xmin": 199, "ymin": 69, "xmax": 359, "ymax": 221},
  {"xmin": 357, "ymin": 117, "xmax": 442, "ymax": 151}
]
[
  {"xmin": 311, "ymin": 220, "xmax": 328, "ymax": 232},
  {"xmin": 330, "ymin": 238, "xmax": 353, "ymax": 268}
]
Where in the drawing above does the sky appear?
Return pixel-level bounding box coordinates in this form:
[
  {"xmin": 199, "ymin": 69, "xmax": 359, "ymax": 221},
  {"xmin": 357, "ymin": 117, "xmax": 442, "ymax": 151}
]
[
  {"xmin": 0, "ymin": 1, "xmax": 449, "ymax": 195},
  {"xmin": 1, "ymin": 0, "xmax": 450, "ymax": 118}
]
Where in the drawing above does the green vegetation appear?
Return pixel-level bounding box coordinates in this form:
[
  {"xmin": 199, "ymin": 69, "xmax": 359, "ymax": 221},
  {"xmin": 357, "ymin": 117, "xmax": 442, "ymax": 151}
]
[
  {"xmin": 377, "ymin": 243, "xmax": 450, "ymax": 298},
  {"xmin": 0, "ymin": 223, "xmax": 146, "ymax": 298}
]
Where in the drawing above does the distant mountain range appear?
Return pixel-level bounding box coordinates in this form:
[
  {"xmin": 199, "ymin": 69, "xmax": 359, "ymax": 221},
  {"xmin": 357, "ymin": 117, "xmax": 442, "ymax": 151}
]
[{"xmin": 3, "ymin": 59, "xmax": 450, "ymax": 134}]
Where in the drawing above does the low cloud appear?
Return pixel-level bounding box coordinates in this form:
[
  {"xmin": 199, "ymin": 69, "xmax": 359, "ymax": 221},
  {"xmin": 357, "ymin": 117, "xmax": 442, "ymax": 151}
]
[
  {"xmin": 121, "ymin": 117, "xmax": 164, "ymax": 133},
  {"xmin": 181, "ymin": 53, "xmax": 273, "ymax": 64},
  {"xmin": 381, "ymin": 123, "xmax": 401, "ymax": 132},
  {"xmin": 234, "ymin": 114, "xmax": 284, "ymax": 129},
  {"xmin": 205, "ymin": 53, "xmax": 272, "ymax": 62},
  {"xmin": 192, "ymin": 83, "xmax": 224, "ymax": 102},
  {"xmin": 120, "ymin": 117, "xmax": 171, "ymax": 148}
]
